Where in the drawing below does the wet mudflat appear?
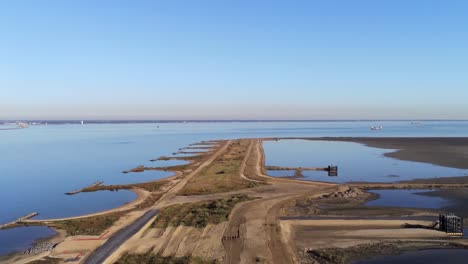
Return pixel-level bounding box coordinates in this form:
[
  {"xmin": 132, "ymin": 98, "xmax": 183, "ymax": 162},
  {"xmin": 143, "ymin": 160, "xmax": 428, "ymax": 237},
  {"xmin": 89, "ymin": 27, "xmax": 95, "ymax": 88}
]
[{"xmin": 354, "ymin": 249, "xmax": 468, "ymax": 264}]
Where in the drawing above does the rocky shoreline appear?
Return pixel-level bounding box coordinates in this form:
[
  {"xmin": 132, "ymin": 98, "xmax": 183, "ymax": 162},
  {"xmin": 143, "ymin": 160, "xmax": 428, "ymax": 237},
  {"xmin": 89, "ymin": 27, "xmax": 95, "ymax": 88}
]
[{"xmin": 23, "ymin": 242, "xmax": 57, "ymax": 255}]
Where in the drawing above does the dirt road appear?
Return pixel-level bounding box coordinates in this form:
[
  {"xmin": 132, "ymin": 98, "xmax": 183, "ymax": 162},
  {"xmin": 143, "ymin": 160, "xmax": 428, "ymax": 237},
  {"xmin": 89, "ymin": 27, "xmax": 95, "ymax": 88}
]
[{"xmin": 223, "ymin": 139, "xmax": 337, "ymax": 264}]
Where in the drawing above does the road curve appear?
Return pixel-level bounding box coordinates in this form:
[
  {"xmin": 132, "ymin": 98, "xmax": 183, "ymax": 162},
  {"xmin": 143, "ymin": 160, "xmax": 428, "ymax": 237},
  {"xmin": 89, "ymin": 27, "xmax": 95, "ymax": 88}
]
[
  {"xmin": 90, "ymin": 140, "xmax": 232, "ymax": 264},
  {"xmin": 85, "ymin": 209, "xmax": 159, "ymax": 264}
]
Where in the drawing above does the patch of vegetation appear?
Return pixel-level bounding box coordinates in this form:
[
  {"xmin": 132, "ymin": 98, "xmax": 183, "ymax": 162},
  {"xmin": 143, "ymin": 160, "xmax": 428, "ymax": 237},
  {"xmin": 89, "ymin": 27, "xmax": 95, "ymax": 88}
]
[
  {"xmin": 116, "ymin": 253, "xmax": 219, "ymax": 264},
  {"xmin": 146, "ymin": 164, "xmax": 190, "ymax": 172},
  {"xmin": 152, "ymin": 154, "xmax": 207, "ymax": 162},
  {"xmin": 184, "ymin": 146, "xmax": 213, "ymax": 149},
  {"xmin": 49, "ymin": 213, "xmax": 124, "ymax": 236},
  {"xmin": 83, "ymin": 180, "xmax": 167, "ymax": 192},
  {"xmin": 123, "ymin": 165, "xmax": 145, "ymax": 173},
  {"xmin": 179, "ymin": 140, "xmax": 262, "ymax": 195},
  {"xmin": 152, "ymin": 195, "xmax": 253, "ymax": 228},
  {"xmin": 155, "ymin": 156, "xmax": 172, "ymax": 161}
]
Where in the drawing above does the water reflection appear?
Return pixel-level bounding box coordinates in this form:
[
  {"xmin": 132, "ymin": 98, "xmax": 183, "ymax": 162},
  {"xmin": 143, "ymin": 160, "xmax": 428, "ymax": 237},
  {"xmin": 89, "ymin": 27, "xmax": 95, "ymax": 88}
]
[
  {"xmin": 264, "ymin": 140, "xmax": 468, "ymax": 183},
  {"xmin": 32, "ymin": 190, "xmax": 136, "ymax": 220},
  {"xmin": 0, "ymin": 226, "xmax": 56, "ymax": 256},
  {"xmin": 366, "ymin": 190, "xmax": 453, "ymax": 209},
  {"xmin": 267, "ymin": 170, "xmax": 297, "ymax": 177}
]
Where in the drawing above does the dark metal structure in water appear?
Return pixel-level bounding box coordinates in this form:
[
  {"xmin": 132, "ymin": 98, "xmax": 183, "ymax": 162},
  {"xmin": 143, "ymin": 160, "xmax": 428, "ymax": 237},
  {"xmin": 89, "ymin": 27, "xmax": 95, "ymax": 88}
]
[
  {"xmin": 327, "ymin": 165, "xmax": 338, "ymax": 176},
  {"xmin": 439, "ymin": 213, "xmax": 464, "ymax": 236}
]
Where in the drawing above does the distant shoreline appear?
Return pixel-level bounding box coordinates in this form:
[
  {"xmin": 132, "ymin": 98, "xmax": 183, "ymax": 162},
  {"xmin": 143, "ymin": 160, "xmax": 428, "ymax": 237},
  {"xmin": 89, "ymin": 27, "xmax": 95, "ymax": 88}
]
[{"xmin": 2, "ymin": 119, "xmax": 468, "ymax": 125}]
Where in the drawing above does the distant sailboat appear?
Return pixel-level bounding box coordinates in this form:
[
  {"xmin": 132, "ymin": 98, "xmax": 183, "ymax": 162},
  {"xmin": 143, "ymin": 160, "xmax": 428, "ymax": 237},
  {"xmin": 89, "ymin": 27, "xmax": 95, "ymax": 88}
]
[{"xmin": 81, "ymin": 120, "xmax": 84, "ymax": 125}]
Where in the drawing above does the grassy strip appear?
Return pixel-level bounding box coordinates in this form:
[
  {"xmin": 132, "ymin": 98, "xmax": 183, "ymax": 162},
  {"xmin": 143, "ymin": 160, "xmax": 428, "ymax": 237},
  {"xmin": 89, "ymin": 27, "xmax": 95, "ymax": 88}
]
[
  {"xmin": 179, "ymin": 140, "xmax": 262, "ymax": 195},
  {"xmin": 151, "ymin": 154, "xmax": 207, "ymax": 162},
  {"xmin": 183, "ymin": 146, "xmax": 214, "ymax": 149},
  {"xmin": 116, "ymin": 253, "xmax": 219, "ymax": 264},
  {"xmin": 145, "ymin": 164, "xmax": 190, "ymax": 172},
  {"xmin": 123, "ymin": 165, "xmax": 146, "ymax": 173},
  {"xmin": 48, "ymin": 213, "xmax": 124, "ymax": 236},
  {"xmin": 124, "ymin": 165, "xmax": 191, "ymax": 173},
  {"xmin": 83, "ymin": 181, "xmax": 167, "ymax": 192},
  {"xmin": 152, "ymin": 195, "xmax": 252, "ymax": 228}
]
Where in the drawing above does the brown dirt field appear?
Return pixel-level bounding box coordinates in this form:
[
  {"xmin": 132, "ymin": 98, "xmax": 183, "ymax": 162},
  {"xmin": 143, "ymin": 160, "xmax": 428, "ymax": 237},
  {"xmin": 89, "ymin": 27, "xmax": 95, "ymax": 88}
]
[
  {"xmin": 126, "ymin": 223, "xmax": 227, "ymax": 260},
  {"xmin": 221, "ymin": 183, "xmax": 339, "ymax": 264},
  {"xmin": 220, "ymin": 140, "xmax": 338, "ymax": 264}
]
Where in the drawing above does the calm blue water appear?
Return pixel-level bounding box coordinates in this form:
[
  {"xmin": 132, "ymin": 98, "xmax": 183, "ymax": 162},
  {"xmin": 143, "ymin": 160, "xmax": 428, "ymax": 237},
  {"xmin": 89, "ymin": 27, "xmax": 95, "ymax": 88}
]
[
  {"xmin": 267, "ymin": 170, "xmax": 297, "ymax": 177},
  {"xmin": 0, "ymin": 226, "xmax": 56, "ymax": 256},
  {"xmin": 355, "ymin": 249, "xmax": 468, "ymax": 264},
  {"xmin": 264, "ymin": 140, "xmax": 468, "ymax": 183},
  {"xmin": 1, "ymin": 121, "xmax": 468, "ymax": 255},
  {"xmin": 366, "ymin": 190, "xmax": 453, "ymax": 209},
  {"xmin": 33, "ymin": 190, "xmax": 136, "ymax": 220}
]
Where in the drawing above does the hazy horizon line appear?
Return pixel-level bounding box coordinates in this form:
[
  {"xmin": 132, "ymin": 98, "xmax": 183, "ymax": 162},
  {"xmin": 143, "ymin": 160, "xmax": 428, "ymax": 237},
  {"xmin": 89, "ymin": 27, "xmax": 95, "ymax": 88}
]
[{"xmin": 2, "ymin": 119, "xmax": 468, "ymax": 123}]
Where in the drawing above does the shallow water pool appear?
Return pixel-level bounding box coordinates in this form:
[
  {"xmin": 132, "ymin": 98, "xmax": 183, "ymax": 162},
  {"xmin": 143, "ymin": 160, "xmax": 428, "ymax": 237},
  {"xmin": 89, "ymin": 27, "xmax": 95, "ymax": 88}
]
[
  {"xmin": 264, "ymin": 140, "xmax": 468, "ymax": 183},
  {"xmin": 366, "ymin": 190, "xmax": 453, "ymax": 209}
]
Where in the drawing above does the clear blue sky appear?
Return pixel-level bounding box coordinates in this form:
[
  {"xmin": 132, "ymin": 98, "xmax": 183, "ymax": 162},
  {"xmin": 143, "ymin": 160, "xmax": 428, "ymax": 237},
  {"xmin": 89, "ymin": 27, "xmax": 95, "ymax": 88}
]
[{"xmin": 1, "ymin": 0, "xmax": 467, "ymax": 120}]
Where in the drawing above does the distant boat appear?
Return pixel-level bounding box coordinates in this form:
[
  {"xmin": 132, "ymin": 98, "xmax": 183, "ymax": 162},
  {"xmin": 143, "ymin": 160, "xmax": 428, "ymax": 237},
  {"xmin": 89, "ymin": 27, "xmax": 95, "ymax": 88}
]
[
  {"xmin": 16, "ymin": 122, "xmax": 29, "ymax": 129},
  {"xmin": 81, "ymin": 121, "xmax": 84, "ymax": 125},
  {"xmin": 370, "ymin": 125, "xmax": 383, "ymax": 131}
]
